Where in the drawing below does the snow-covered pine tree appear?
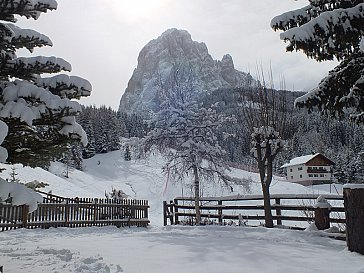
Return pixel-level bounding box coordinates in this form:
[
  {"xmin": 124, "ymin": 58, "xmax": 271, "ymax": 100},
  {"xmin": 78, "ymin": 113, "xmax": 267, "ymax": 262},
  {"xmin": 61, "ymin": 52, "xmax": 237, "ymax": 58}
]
[
  {"xmin": 271, "ymin": 1, "xmax": 364, "ymax": 123},
  {"xmin": 106, "ymin": 107, "xmax": 122, "ymax": 151},
  {"xmin": 78, "ymin": 105, "xmax": 122, "ymax": 155},
  {"xmin": 118, "ymin": 112, "xmax": 149, "ymax": 138},
  {"xmin": 9, "ymin": 167, "xmax": 20, "ymax": 183},
  {"xmin": 78, "ymin": 109, "xmax": 96, "ymax": 159},
  {"xmin": 0, "ymin": 0, "xmax": 91, "ymax": 167},
  {"xmin": 61, "ymin": 142, "xmax": 83, "ymax": 171},
  {"xmin": 352, "ymin": 151, "xmax": 364, "ymax": 183},
  {"xmin": 124, "ymin": 144, "xmax": 131, "ymax": 161}
]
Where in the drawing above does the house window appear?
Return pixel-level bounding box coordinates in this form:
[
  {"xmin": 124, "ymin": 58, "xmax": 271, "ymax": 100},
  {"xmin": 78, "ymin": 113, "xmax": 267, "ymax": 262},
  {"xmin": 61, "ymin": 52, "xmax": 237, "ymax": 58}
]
[
  {"xmin": 309, "ymin": 174, "xmax": 313, "ymax": 178},
  {"xmin": 298, "ymin": 167, "xmax": 303, "ymax": 171},
  {"xmin": 300, "ymin": 174, "xmax": 302, "ymax": 178},
  {"xmin": 314, "ymin": 174, "xmax": 318, "ymax": 177},
  {"xmin": 290, "ymin": 169, "xmax": 293, "ymax": 172},
  {"xmin": 291, "ymin": 176, "xmax": 293, "ymax": 179},
  {"xmin": 320, "ymin": 174, "xmax": 325, "ymax": 177}
]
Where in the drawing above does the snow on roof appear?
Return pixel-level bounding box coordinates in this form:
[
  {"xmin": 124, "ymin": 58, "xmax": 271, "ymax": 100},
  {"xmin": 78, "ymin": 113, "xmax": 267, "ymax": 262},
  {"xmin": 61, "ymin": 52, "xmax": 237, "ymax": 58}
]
[{"xmin": 281, "ymin": 153, "xmax": 321, "ymax": 168}]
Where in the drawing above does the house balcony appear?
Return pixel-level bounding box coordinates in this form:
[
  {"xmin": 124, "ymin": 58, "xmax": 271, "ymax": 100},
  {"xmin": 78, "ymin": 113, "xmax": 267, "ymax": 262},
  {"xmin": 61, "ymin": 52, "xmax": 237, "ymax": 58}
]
[{"xmin": 307, "ymin": 168, "xmax": 330, "ymax": 173}]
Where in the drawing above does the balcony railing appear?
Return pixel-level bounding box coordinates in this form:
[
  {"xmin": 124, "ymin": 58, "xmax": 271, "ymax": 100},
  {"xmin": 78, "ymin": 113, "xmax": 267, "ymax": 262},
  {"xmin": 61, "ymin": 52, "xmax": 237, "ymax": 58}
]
[{"xmin": 307, "ymin": 168, "xmax": 330, "ymax": 173}]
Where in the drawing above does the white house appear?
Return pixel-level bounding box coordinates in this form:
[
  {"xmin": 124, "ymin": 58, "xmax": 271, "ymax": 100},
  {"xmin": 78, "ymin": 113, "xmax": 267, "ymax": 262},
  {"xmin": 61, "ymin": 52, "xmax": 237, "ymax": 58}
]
[{"xmin": 281, "ymin": 153, "xmax": 334, "ymax": 186}]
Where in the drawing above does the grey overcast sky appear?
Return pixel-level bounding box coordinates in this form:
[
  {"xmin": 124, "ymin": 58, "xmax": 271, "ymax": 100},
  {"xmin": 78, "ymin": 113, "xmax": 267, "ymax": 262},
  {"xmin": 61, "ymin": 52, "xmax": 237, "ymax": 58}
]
[{"xmin": 17, "ymin": 0, "xmax": 337, "ymax": 110}]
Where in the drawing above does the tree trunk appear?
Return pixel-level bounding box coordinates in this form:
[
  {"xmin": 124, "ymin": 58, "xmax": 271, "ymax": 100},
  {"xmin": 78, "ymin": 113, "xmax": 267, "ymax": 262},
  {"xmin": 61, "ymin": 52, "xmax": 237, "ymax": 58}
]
[
  {"xmin": 314, "ymin": 207, "xmax": 330, "ymax": 230},
  {"xmin": 344, "ymin": 186, "xmax": 364, "ymax": 255},
  {"xmin": 262, "ymin": 183, "xmax": 274, "ymax": 228},
  {"xmin": 192, "ymin": 165, "xmax": 201, "ymax": 225},
  {"xmin": 257, "ymin": 145, "xmax": 274, "ymax": 228}
]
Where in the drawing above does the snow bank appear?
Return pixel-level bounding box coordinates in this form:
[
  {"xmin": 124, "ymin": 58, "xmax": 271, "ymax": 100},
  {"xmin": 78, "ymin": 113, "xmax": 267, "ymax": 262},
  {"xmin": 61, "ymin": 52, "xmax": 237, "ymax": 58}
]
[
  {"xmin": 0, "ymin": 178, "xmax": 42, "ymax": 212},
  {"xmin": 343, "ymin": 183, "xmax": 364, "ymax": 189},
  {"xmin": 314, "ymin": 195, "xmax": 332, "ymax": 209},
  {"xmin": 0, "ymin": 120, "xmax": 9, "ymax": 162},
  {"xmin": 1, "ymin": 226, "xmax": 363, "ymax": 273}
]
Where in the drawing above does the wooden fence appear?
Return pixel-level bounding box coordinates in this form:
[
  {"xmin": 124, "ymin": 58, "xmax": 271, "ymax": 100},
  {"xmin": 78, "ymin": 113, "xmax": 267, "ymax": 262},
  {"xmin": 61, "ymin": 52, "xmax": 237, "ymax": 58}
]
[
  {"xmin": 163, "ymin": 194, "xmax": 345, "ymax": 229},
  {"xmin": 0, "ymin": 193, "xmax": 149, "ymax": 231}
]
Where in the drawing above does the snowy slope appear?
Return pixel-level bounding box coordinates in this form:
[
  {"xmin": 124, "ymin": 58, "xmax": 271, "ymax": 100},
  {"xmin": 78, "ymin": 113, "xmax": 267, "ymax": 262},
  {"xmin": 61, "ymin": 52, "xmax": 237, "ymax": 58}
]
[{"xmin": 0, "ymin": 150, "xmax": 340, "ymax": 226}]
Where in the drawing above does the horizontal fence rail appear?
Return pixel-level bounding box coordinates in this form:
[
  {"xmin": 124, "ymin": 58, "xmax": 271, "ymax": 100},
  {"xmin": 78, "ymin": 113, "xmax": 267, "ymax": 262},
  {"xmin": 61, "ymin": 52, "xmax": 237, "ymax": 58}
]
[
  {"xmin": 163, "ymin": 194, "xmax": 345, "ymax": 229},
  {"xmin": 0, "ymin": 194, "xmax": 149, "ymax": 231}
]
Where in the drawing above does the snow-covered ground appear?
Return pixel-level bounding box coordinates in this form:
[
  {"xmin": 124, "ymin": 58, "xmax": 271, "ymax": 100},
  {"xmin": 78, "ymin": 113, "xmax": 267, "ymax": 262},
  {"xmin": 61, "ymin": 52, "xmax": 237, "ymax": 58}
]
[
  {"xmin": 0, "ymin": 151, "xmax": 361, "ymax": 273},
  {"xmin": 2, "ymin": 225, "xmax": 364, "ymax": 273}
]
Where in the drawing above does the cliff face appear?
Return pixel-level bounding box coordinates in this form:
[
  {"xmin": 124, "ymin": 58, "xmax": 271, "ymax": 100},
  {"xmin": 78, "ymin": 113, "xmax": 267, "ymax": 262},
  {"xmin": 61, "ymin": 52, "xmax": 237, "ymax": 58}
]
[{"xmin": 118, "ymin": 28, "xmax": 255, "ymax": 116}]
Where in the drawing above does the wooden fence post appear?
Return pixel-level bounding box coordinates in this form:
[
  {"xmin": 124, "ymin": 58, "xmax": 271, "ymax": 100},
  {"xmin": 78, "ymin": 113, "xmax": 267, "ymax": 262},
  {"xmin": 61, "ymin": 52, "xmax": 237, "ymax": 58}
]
[
  {"xmin": 144, "ymin": 200, "xmax": 148, "ymax": 220},
  {"xmin": 275, "ymin": 198, "xmax": 282, "ymax": 226},
  {"xmin": 163, "ymin": 201, "xmax": 167, "ymax": 226},
  {"xmin": 344, "ymin": 185, "xmax": 364, "ymax": 255},
  {"xmin": 218, "ymin": 200, "xmax": 223, "ymax": 225},
  {"xmin": 65, "ymin": 200, "xmax": 69, "ymax": 227},
  {"xmin": 93, "ymin": 199, "xmax": 98, "ymax": 225},
  {"xmin": 22, "ymin": 205, "xmax": 29, "ymax": 228},
  {"xmin": 174, "ymin": 199, "xmax": 179, "ymax": 225},
  {"xmin": 314, "ymin": 196, "xmax": 331, "ymax": 230},
  {"xmin": 169, "ymin": 201, "xmax": 174, "ymax": 225}
]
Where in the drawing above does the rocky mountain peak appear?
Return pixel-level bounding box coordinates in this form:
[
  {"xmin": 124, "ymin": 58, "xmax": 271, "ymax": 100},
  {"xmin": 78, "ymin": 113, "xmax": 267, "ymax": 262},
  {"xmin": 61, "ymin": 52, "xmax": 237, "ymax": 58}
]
[
  {"xmin": 220, "ymin": 54, "xmax": 234, "ymax": 70},
  {"xmin": 119, "ymin": 29, "xmax": 256, "ymax": 116},
  {"xmin": 160, "ymin": 28, "xmax": 192, "ymax": 41}
]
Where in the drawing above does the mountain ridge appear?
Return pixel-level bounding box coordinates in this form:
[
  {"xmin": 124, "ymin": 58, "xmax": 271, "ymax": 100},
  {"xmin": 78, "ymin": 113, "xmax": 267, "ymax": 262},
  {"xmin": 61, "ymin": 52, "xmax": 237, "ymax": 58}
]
[{"xmin": 118, "ymin": 28, "xmax": 256, "ymax": 116}]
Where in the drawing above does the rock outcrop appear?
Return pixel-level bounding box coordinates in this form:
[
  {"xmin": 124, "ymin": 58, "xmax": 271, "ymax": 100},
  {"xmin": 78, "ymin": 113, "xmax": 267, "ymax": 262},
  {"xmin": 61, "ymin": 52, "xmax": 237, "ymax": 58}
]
[{"xmin": 119, "ymin": 28, "xmax": 255, "ymax": 116}]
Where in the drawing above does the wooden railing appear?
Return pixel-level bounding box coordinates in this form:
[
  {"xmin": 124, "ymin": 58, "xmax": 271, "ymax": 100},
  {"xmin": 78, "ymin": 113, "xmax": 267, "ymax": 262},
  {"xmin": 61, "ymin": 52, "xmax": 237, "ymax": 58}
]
[
  {"xmin": 0, "ymin": 196, "xmax": 149, "ymax": 231},
  {"xmin": 163, "ymin": 194, "xmax": 345, "ymax": 229},
  {"xmin": 307, "ymin": 169, "xmax": 329, "ymax": 173}
]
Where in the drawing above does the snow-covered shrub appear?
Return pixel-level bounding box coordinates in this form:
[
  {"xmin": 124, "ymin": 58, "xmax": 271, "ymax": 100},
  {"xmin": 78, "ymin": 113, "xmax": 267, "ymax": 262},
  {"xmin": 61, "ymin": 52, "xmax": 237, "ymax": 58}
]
[
  {"xmin": 0, "ymin": 177, "xmax": 42, "ymax": 212},
  {"xmin": 105, "ymin": 187, "xmax": 128, "ymax": 200},
  {"xmin": 24, "ymin": 180, "xmax": 49, "ymax": 191}
]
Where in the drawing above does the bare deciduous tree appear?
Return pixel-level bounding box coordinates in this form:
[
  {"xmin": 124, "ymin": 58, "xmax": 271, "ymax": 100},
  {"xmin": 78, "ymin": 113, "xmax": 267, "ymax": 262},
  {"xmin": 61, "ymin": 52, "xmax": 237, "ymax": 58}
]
[{"xmin": 238, "ymin": 69, "xmax": 289, "ymax": 227}]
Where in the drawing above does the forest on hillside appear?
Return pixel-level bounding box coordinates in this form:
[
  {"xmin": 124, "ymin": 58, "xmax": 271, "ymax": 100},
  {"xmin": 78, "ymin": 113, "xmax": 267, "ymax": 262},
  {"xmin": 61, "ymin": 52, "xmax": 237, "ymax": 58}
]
[
  {"xmin": 204, "ymin": 87, "xmax": 364, "ymax": 184},
  {"xmin": 73, "ymin": 87, "xmax": 364, "ymax": 185}
]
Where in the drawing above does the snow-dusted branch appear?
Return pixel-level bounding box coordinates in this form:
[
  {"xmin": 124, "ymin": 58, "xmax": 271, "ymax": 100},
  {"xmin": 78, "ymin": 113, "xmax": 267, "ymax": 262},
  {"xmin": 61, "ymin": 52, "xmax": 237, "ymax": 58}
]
[
  {"xmin": 0, "ymin": 0, "xmax": 57, "ymax": 22},
  {"xmin": 7, "ymin": 23, "xmax": 53, "ymax": 51},
  {"xmin": 0, "ymin": 0, "xmax": 92, "ymax": 166},
  {"xmin": 271, "ymin": 5, "xmax": 314, "ymax": 31},
  {"xmin": 272, "ymin": 1, "xmax": 364, "ymax": 123},
  {"xmin": 295, "ymin": 51, "xmax": 364, "ymax": 122}
]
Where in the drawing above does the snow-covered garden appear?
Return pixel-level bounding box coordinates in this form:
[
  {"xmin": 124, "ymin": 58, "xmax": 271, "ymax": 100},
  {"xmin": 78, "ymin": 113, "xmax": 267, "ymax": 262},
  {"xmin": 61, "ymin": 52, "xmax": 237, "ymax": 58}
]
[{"xmin": 0, "ymin": 152, "xmax": 363, "ymax": 273}]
